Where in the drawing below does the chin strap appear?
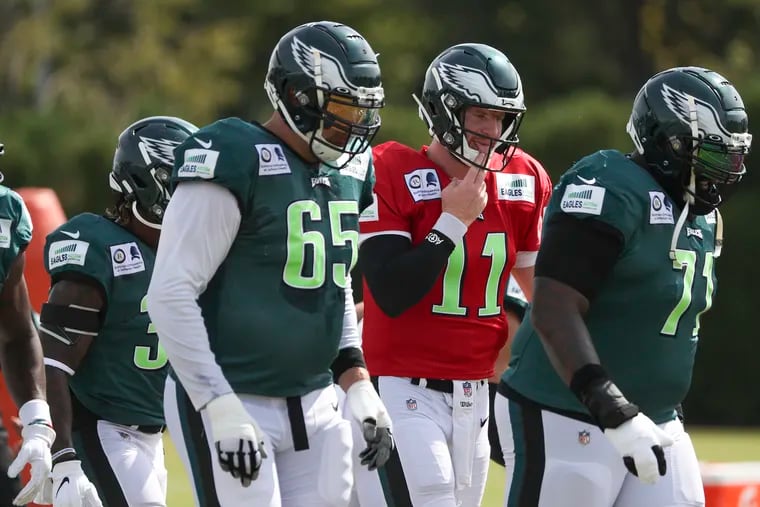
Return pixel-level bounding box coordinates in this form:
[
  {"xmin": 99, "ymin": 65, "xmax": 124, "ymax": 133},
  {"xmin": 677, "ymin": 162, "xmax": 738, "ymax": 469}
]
[
  {"xmin": 713, "ymin": 209, "xmax": 723, "ymax": 258},
  {"xmin": 131, "ymin": 201, "xmax": 161, "ymax": 230},
  {"xmin": 669, "ymin": 201, "xmax": 690, "ymax": 261}
]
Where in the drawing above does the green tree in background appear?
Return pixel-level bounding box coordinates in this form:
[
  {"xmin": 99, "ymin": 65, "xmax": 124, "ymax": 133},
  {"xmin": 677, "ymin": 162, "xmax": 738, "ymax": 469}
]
[{"xmin": 0, "ymin": 0, "xmax": 758, "ymax": 423}]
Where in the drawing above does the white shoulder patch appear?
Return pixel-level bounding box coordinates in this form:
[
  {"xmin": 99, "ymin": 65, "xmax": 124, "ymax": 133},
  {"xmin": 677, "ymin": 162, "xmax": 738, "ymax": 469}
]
[
  {"xmin": 256, "ymin": 144, "xmax": 291, "ymax": 175},
  {"xmin": 495, "ymin": 173, "xmax": 535, "ymax": 203},
  {"xmin": 705, "ymin": 210, "xmax": 717, "ymax": 224},
  {"xmin": 177, "ymin": 148, "xmax": 219, "ymax": 179},
  {"xmin": 559, "ymin": 184, "xmax": 605, "ymax": 216},
  {"xmin": 404, "ymin": 168, "xmax": 441, "ymax": 202},
  {"xmin": 359, "ymin": 193, "xmax": 379, "ymax": 222},
  {"xmin": 0, "ymin": 218, "xmax": 12, "ymax": 248},
  {"xmin": 339, "ymin": 150, "xmax": 369, "ymax": 182},
  {"xmin": 48, "ymin": 240, "xmax": 89, "ymax": 270},
  {"xmin": 110, "ymin": 242, "xmax": 146, "ymax": 277},
  {"xmin": 648, "ymin": 191, "xmax": 675, "ymax": 225}
]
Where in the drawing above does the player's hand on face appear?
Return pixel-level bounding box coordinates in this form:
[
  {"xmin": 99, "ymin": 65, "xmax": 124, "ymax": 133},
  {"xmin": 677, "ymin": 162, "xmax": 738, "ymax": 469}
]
[
  {"xmin": 345, "ymin": 379, "xmax": 394, "ymax": 470},
  {"xmin": 441, "ymin": 165, "xmax": 488, "ymax": 227},
  {"xmin": 604, "ymin": 413, "xmax": 674, "ymax": 484},
  {"xmin": 205, "ymin": 393, "xmax": 267, "ymax": 487}
]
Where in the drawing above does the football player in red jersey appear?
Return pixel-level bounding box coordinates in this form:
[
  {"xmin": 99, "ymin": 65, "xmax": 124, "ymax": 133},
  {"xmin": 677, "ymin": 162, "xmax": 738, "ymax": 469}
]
[{"xmin": 359, "ymin": 44, "xmax": 551, "ymax": 507}]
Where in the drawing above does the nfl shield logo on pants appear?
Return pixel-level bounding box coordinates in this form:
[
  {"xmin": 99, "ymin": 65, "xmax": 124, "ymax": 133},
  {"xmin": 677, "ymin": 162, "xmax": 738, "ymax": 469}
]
[
  {"xmin": 406, "ymin": 398, "xmax": 418, "ymax": 411},
  {"xmin": 463, "ymin": 381, "xmax": 472, "ymax": 398},
  {"xmin": 578, "ymin": 430, "xmax": 591, "ymax": 445}
]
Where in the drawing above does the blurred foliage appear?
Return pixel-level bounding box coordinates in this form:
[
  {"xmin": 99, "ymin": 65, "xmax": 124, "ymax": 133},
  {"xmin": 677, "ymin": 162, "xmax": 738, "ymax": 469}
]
[{"xmin": 0, "ymin": 0, "xmax": 758, "ymax": 423}]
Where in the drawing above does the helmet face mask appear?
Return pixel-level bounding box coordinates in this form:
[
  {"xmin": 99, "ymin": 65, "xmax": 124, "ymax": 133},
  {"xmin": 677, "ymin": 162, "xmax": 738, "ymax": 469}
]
[
  {"xmin": 303, "ymin": 90, "xmax": 382, "ymax": 162},
  {"xmin": 415, "ymin": 44, "xmax": 526, "ymax": 171},
  {"xmin": 110, "ymin": 116, "xmax": 198, "ymax": 229},
  {"xmin": 627, "ymin": 67, "xmax": 752, "ymax": 215},
  {"xmin": 265, "ymin": 22, "xmax": 384, "ymax": 168},
  {"xmin": 451, "ymin": 101, "xmax": 524, "ymax": 169}
]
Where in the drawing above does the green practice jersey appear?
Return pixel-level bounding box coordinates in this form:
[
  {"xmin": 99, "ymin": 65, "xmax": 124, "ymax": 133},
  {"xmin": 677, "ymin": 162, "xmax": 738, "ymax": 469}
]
[
  {"xmin": 172, "ymin": 118, "xmax": 374, "ymax": 397},
  {"xmin": 45, "ymin": 213, "xmax": 165, "ymax": 425},
  {"xmin": 0, "ymin": 186, "xmax": 32, "ymax": 286},
  {"xmin": 504, "ymin": 150, "xmax": 718, "ymax": 424}
]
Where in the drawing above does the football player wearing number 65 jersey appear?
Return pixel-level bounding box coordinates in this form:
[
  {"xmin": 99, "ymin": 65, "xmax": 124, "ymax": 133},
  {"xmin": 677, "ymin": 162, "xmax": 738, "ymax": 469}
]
[
  {"xmin": 148, "ymin": 21, "xmax": 393, "ymax": 507},
  {"xmin": 497, "ymin": 67, "xmax": 752, "ymax": 507},
  {"xmin": 359, "ymin": 44, "xmax": 551, "ymax": 507},
  {"xmin": 39, "ymin": 116, "xmax": 197, "ymax": 506}
]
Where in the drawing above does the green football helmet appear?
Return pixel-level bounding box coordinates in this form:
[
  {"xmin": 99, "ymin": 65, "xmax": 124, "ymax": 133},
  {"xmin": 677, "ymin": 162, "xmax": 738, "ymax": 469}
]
[
  {"xmin": 414, "ymin": 43, "xmax": 526, "ymax": 171},
  {"xmin": 265, "ymin": 21, "xmax": 384, "ymax": 168},
  {"xmin": 109, "ymin": 116, "xmax": 198, "ymax": 229},
  {"xmin": 627, "ymin": 67, "xmax": 751, "ymax": 215}
]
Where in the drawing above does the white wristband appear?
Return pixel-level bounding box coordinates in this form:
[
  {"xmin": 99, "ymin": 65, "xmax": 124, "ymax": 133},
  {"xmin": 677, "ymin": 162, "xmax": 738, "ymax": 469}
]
[
  {"xmin": 19, "ymin": 399, "xmax": 52, "ymax": 425},
  {"xmin": 433, "ymin": 212, "xmax": 468, "ymax": 245}
]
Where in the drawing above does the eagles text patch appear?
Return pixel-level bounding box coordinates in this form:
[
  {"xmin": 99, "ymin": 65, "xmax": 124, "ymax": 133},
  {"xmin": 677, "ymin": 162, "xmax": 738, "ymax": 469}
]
[
  {"xmin": 48, "ymin": 240, "xmax": 89, "ymax": 269},
  {"xmin": 178, "ymin": 149, "xmax": 219, "ymax": 179},
  {"xmin": 560, "ymin": 184, "xmax": 605, "ymax": 216}
]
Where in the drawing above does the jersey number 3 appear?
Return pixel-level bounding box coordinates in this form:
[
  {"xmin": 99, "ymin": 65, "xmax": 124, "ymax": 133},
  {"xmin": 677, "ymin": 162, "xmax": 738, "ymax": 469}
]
[
  {"xmin": 433, "ymin": 233, "xmax": 508, "ymax": 317},
  {"xmin": 135, "ymin": 295, "xmax": 168, "ymax": 370}
]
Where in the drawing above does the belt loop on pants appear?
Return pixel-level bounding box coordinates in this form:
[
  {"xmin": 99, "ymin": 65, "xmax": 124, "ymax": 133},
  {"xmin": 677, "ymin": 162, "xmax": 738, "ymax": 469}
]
[
  {"xmin": 410, "ymin": 377, "xmax": 454, "ymax": 394},
  {"xmin": 129, "ymin": 424, "xmax": 166, "ymax": 434},
  {"xmin": 286, "ymin": 396, "xmax": 310, "ymax": 451}
]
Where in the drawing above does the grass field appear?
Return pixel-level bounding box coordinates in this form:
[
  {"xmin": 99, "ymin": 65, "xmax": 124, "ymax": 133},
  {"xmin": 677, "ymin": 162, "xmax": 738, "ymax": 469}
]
[{"xmin": 162, "ymin": 426, "xmax": 760, "ymax": 506}]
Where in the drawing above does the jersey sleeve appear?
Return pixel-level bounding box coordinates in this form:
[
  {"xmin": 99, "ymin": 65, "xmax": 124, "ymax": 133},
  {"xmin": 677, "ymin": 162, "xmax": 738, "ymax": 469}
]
[
  {"xmin": 514, "ymin": 154, "xmax": 554, "ymax": 267},
  {"xmin": 172, "ymin": 118, "xmax": 257, "ymax": 216},
  {"xmin": 551, "ymin": 153, "xmax": 644, "ymax": 246},
  {"xmin": 0, "ymin": 188, "xmax": 32, "ymax": 281},
  {"xmin": 359, "ymin": 143, "xmax": 417, "ymax": 239},
  {"xmin": 358, "ymin": 150, "xmax": 376, "ymax": 215},
  {"xmin": 44, "ymin": 215, "xmax": 114, "ymax": 300}
]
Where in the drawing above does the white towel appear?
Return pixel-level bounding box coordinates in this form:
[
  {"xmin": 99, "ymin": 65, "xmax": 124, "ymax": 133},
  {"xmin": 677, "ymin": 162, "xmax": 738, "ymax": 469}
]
[{"xmin": 451, "ymin": 379, "xmax": 482, "ymax": 491}]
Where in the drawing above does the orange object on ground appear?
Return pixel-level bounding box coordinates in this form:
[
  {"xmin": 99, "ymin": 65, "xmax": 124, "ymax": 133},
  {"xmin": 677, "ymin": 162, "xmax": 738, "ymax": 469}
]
[{"xmin": 702, "ymin": 461, "xmax": 760, "ymax": 507}]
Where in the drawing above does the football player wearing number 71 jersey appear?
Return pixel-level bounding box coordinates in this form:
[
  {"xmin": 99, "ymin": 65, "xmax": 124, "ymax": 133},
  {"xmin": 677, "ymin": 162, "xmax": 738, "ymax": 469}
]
[
  {"xmin": 39, "ymin": 116, "xmax": 198, "ymax": 506},
  {"xmin": 359, "ymin": 43, "xmax": 551, "ymax": 507},
  {"xmin": 496, "ymin": 67, "xmax": 752, "ymax": 507}
]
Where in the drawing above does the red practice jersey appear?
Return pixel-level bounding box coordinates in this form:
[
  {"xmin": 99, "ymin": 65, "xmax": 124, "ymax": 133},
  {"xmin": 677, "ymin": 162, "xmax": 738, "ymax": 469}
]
[{"xmin": 360, "ymin": 142, "xmax": 552, "ymax": 380}]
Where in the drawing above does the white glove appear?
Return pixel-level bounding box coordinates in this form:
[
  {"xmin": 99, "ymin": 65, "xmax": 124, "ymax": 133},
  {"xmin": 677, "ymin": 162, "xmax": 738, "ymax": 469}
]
[
  {"xmin": 604, "ymin": 413, "xmax": 675, "ymax": 484},
  {"xmin": 47, "ymin": 460, "xmax": 103, "ymax": 507},
  {"xmin": 8, "ymin": 399, "xmax": 55, "ymax": 506},
  {"xmin": 345, "ymin": 380, "xmax": 394, "ymax": 470},
  {"xmin": 205, "ymin": 393, "xmax": 267, "ymax": 486}
]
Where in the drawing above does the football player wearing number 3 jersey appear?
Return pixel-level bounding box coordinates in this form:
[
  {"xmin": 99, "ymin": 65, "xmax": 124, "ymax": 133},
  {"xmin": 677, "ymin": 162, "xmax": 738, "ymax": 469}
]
[
  {"xmin": 359, "ymin": 44, "xmax": 551, "ymax": 507},
  {"xmin": 497, "ymin": 67, "xmax": 752, "ymax": 507},
  {"xmin": 39, "ymin": 116, "xmax": 197, "ymax": 506},
  {"xmin": 148, "ymin": 21, "xmax": 393, "ymax": 507}
]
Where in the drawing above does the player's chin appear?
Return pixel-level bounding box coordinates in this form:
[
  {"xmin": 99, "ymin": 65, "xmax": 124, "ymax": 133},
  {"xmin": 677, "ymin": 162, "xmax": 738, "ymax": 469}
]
[{"xmin": 473, "ymin": 155, "xmax": 503, "ymax": 172}]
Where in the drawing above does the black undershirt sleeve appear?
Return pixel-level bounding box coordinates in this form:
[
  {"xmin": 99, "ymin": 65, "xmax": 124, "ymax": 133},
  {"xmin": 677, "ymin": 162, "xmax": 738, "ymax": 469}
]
[
  {"xmin": 359, "ymin": 231, "xmax": 456, "ymax": 318},
  {"xmin": 535, "ymin": 213, "xmax": 625, "ymax": 301}
]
